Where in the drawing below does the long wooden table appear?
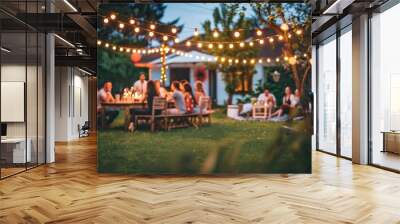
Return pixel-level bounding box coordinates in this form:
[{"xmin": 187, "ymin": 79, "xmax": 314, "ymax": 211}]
[{"xmin": 100, "ymin": 102, "xmax": 147, "ymax": 129}]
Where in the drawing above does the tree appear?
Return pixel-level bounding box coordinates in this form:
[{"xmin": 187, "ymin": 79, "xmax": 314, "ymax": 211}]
[
  {"xmin": 252, "ymin": 3, "xmax": 312, "ymax": 96},
  {"xmin": 97, "ymin": 4, "xmax": 182, "ymax": 91},
  {"xmin": 199, "ymin": 4, "xmax": 259, "ymax": 105}
]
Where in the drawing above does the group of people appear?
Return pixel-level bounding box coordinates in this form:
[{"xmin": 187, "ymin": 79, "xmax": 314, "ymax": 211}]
[
  {"xmin": 240, "ymin": 86, "xmax": 301, "ymax": 119},
  {"xmin": 97, "ymin": 72, "xmax": 208, "ymax": 131}
]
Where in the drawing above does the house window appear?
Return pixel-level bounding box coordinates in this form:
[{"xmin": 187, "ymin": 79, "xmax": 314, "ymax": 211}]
[{"xmin": 234, "ymin": 72, "xmax": 252, "ymax": 93}]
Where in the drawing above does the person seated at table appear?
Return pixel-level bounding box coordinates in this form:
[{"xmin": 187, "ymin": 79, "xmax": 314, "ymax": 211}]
[
  {"xmin": 271, "ymin": 86, "xmax": 295, "ymax": 118},
  {"xmin": 167, "ymin": 81, "xmax": 186, "ymax": 115},
  {"xmin": 194, "ymin": 81, "xmax": 206, "ymax": 105},
  {"xmin": 133, "ymin": 72, "xmax": 147, "ymax": 95},
  {"xmin": 180, "ymin": 80, "xmax": 189, "ymax": 91},
  {"xmin": 97, "ymin": 81, "xmax": 118, "ymax": 127},
  {"xmin": 128, "ymin": 80, "xmax": 160, "ymax": 132},
  {"xmin": 154, "ymin": 80, "xmax": 168, "ymax": 98},
  {"xmin": 240, "ymin": 89, "xmax": 276, "ymax": 116},
  {"xmin": 183, "ymin": 83, "xmax": 195, "ymax": 113}
]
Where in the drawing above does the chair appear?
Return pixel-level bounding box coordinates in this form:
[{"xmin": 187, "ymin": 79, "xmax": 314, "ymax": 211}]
[
  {"xmin": 252, "ymin": 103, "xmax": 268, "ymax": 119},
  {"xmin": 198, "ymin": 96, "xmax": 212, "ymax": 126},
  {"xmin": 135, "ymin": 97, "xmax": 167, "ymax": 132},
  {"xmin": 78, "ymin": 121, "xmax": 90, "ymax": 138}
]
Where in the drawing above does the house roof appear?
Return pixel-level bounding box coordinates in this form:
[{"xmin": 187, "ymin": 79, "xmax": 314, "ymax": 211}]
[{"xmin": 148, "ymin": 50, "xmax": 215, "ymax": 66}]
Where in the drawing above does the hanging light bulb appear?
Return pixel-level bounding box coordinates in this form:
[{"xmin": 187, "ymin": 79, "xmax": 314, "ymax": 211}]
[
  {"xmin": 129, "ymin": 19, "xmax": 135, "ymax": 25},
  {"xmin": 250, "ymin": 59, "xmax": 255, "ymax": 64},
  {"xmin": 243, "ymin": 59, "xmax": 247, "ymax": 64},
  {"xmin": 235, "ymin": 59, "xmax": 239, "ymax": 64},
  {"xmin": 119, "ymin": 47, "xmax": 124, "ymax": 52},
  {"xmin": 150, "ymin": 24, "xmax": 156, "ymax": 30},
  {"xmin": 269, "ymin": 37, "xmax": 274, "ymax": 43},
  {"xmin": 276, "ymin": 58, "xmax": 280, "ymax": 62},
  {"xmin": 105, "ymin": 43, "xmax": 109, "ymax": 48},
  {"xmin": 267, "ymin": 58, "xmax": 271, "ymax": 63},
  {"xmin": 126, "ymin": 48, "xmax": 131, "ymax": 53},
  {"xmin": 174, "ymin": 38, "xmax": 180, "ymax": 43},
  {"xmin": 134, "ymin": 27, "xmax": 140, "ymax": 33},
  {"xmin": 213, "ymin": 30, "xmax": 219, "ymax": 38},
  {"xmin": 249, "ymin": 42, "xmax": 254, "ymax": 47},
  {"xmin": 119, "ymin": 23, "xmax": 125, "ymax": 29},
  {"xmin": 288, "ymin": 34, "xmax": 292, "ymax": 39},
  {"xmin": 97, "ymin": 40, "xmax": 102, "ymax": 45},
  {"xmin": 280, "ymin": 23, "xmax": 289, "ymax": 31},
  {"xmin": 296, "ymin": 29, "xmax": 303, "ymax": 35},
  {"xmin": 258, "ymin": 59, "xmax": 263, "ymax": 63},
  {"xmin": 221, "ymin": 57, "xmax": 226, "ymax": 62},
  {"xmin": 234, "ymin": 31, "xmax": 240, "ymax": 38},
  {"xmin": 259, "ymin": 39, "xmax": 264, "ymax": 45},
  {"xmin": 103, "ymin": 18, "xmax": 109, "ymax": 24},
  {"xmin": 278, "ymin": 35, "xmax": 283, "ymax": 41},
  {"xmin": 110, "ymin": 14, "xmax": 116, "ymax": 20},
  {"xmin": 256, "ymin": 30, "xmax": 262, "ymax": 36},
  {"xmin": 239, "ymin": 42, "xmax": 245, "ymax": 48},
  {"xmin": 171, "ymin": 27, "xmax": 177, "ymax": 34},
  {"xmin": 218, "ymin": 44, "xmax": 223, "ymax": 49},
  {"xmin": 208, "ymin": 43, "xmax": 213, "ymax": 49},
  {"xmin": 284, "ymin": 56, "xmax": 289, "ymax": 61},
  {"xmin": 228, "ymin": 58, "xmax": 233, "ymax": 63},
  {"xmin": 194, "ymin": 28, "xmax": 199, "ymax": 36},
  {"xmin": 303, "ymin": 53, "xmax": 307, "ymax": 57},
  {"xmin": 289, "ymin": 57, "xmax": 296, "ymax": 65},
  {"xmin": 112, "ymin": 46, "xmax": 117, "ymax": 50},
  {"xmin": 186, "ymin": 41, "xmax": 191, "ymax": 47},
  {"xmin": 163, "ymin": 35, "xmax": 168, "ymax": 41},
  {"xmin": 149, "ymin": 31, "xmax": 154, "ymax": 37},
  {"xmin": 229, "ymin": 43, "xmax": 234, "ymax": 49},
  {"xmin": 197, "ymin": 43, "xmax": 203, "ymax": 48}
]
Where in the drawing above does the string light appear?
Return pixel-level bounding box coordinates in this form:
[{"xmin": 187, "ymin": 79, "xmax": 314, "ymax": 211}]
[
  {"xmin": 288, "ymin": 34, "xmax": 292, "ymax": 39},
  {"xmin": 229, "ymin": 43, "xmax": 234, "ymax": 49},
  {"xmin": 269, "ymin": 37, "xmax": 274, "ymax": 43},
  {"xmin": 249, "ymin": 42, "xmax": 254, "ymax": 47},
  {"xmin": 97, "ymin": 40, "xmax": 101, "ymax": 45},
  {"xmin": 213, "ymin": 30, "xmax": 219, "ymax": 38},
  {"xmin": 129, "ymin": 19, "xmax": 135, "ymax": 25},
  {"xmin": 258, "ymin": 59, "xmax": 263, "ymax": 63},
  {"xmin": 243, "ymin": 59, "xmax": 247, "ymax": 64},
  {"xmin": 228, "ymin": 58, "xmax": 233, "ymax": 63},
  {"xmin": 278, "ymin": 35, "xmax": 283, "ymax": 41},
  {"xmin": 208, "ymin": 43, "xmax": 213, "ymax": 49},
  {"xmin": 284, "ymin": 56, "xmax": 289, "ymax": 61},
  {"xmin": 150, "ymin": 24, "xmax": 156, "ymax": 30},
  {"xmin": 105, "ymin": 43, "xmax": 109, "ymax": 48},
  {"xmin": 276, "ymin": 58, "xmax": 280, "ymax": 62},
  {"xmin": 119, "ymin": 47, "xmax": 124, "ymax": 52},
  {"xmin": 163, "ymin": 35, "xmax": 168, "ymax": 41},
  {"xmin": 112, "ymin": 46, "xmax": 116, "ymax": 50},
  {"xmin": 234, "ymin": 31, "xmax": 240, "ymax": 38},
  {"xmin": 171, "ymin": 27, "xmax": 177, "ymax": 34},
  {"xmin": 256, "ymin": 30, "xmax": 262, "ymax": 36},
  {"xmin": 280, "ymin": 23, "xmax": 289, "ymax": 31},
  {"xmin": 296, "ymin": 29, "xmax": 303, "ymax": 35},
  {"xmin": 239, "ymin": 42, "xmax": 245, "ymax": 48},
  {"xmin": 186, "ymin": 41, "xmax": 191, "ymax": 47},
  {"xmin": 218, "ymin": 44, "xmax": 223, "ymax": 49},
  {"xmin": 221, "ymin": 57, "xmax": 226, "ymax": 62},
  {"xmin": 174, "ymin": 38, "xmax": 180, "ymax": 43},
  {"xmin": 250, "ymin": 59, "xmax": 255, "ymax": 64},
  {"xmin": 126, "ymin": 48, "xmax": 131, "ymax": 53},
  {"xmin": 259, "ymin": 39, "xmax": 264, "ymax": 45},
  {"xmin": 194, "ymin": 28, "xmax": 199, "ymax": 36},
  {"xmin": 197, "ymin": 43, "xmax": 202, "ymax": 48},
  {"xmin": 110, "ymin": 14, "xmax": 116, "ymax": 20},
  {"xmin": 119, "ymin": 23, "xmax": 125, "ymax": 29},
  {"xmin": 267, "ymin": 58, "xmax": 271, "ymax": 63},
  {"xmin": 149, "ymin": 31, "xmax": 154, "ymax": 37},
  {"xmin": 235, "ymin": 59, "xmax": 239, "ymax": 64},
  {"xmin": 103, "ymin": 18, "xmax": 109, "ymax": 24},
  {"xmin": 134, "ymin": 27, "xmax": 140, "ymax": 33},
  {"xmin": 303, "ymin": 53, "xmax": 307, "ymax": 57}
]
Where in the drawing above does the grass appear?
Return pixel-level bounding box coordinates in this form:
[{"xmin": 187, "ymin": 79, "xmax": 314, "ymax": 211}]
[{"xmin": 98, "ymin": 109, "xmax": 311, "ymax": 174}]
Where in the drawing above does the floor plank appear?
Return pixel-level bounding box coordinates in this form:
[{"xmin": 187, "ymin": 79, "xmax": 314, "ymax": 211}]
[{"xmin": 0, "ymin": 135, "xmax": 399, "ymax": 224}]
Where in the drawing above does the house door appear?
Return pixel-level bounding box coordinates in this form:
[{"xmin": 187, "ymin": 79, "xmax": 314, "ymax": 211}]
[
  {"xmin": 208, "ymin": 69, "xmax": 217, "ymax": 104},
  {"xmin": 170, "ymin": 68, "xmax": 190, "ymax": 83}
]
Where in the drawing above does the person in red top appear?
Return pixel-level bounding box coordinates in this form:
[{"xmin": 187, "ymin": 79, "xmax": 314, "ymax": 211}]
[{"xmin": 183, "ymin": 82, "xmax": 194, "ymax": 113}]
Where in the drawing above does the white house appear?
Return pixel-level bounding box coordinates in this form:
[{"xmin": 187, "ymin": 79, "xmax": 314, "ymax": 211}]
[{"xmin": 142, "ymin": 50, "xmax": 267, "ymax": 105}]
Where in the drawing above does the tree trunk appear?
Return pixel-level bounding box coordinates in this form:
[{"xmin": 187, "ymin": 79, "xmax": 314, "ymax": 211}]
[{"xmin": 227, "ymin": 93, "xmax": 233, "ymax": 105}]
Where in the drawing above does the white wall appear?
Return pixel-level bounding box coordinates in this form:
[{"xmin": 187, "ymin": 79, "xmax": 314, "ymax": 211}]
[{"xmin": 54, "ymin": 67, "xmax": 89, "ymax": 141}]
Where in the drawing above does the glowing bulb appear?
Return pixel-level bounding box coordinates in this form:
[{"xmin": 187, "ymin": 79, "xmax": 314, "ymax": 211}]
[
  {"xmin": 289, "ymin": 57, "xmax": 296, "ymax": 65},
  {"xmin": 250, "ymin": 59, "xmax": 255, "ymax": 64},
  {"xmin": 303, "ymin": 53, "xmax": 307, "ymax": 57},
  {"xmin": 134, "ymin": 27, "xmax": 140, "ymax": 33},
  {"xmin": 259, "ymin": 39, "xmax": 264, "ymax": 45},
  {"xmin": 105, "ymin": 43, "xmax": 109, "ymax": 48},
  {"xmin": 280, "ymin": 23, "xmax": 289, "ymax": 31},
  {"xmin": 174, "ymin": 38, "xmax": 179, "ymax": 43},
  {"xmin": 218, "ymin": 44, "xmax": 223, "ymax": 49},
  {"xmin": 97, "ymin": 40, "xmax": 101, "ymax": 45},
  {"xmin": 288, "ymin": 34, "xmax": 292, "ymax": 39},
  {"xmin": 256, "ymin": 30, "xmax": 262, "ymax": 36},
  {"xmin": 269, "ymin": 37, "xmax": 274, "ymax": 43},
  {"xmin": 296, "ymin": 29, "xmax": 302, "ymax": 35},
  {"xmin": 221, "ymin": 57, "xmax": 226, "ymax": 62},
  {"xmin": 228, "ymin": 59, "xmax": 233, "ymax": 63},
  {"xmin": 129, "ymin": 19, "xmax": 135, "ymax": 25},
  {"xmin": 276, "ymin": 58, "xmax": 280, "ymax": 62},
  {"xmin": 119, "ymin": 47, "xmax": 124, "ymax": 52},
  {"xmin": 126, "ymin": 48, "xmax": 131, "ymax": 53},
  {"xmin": 229, "ymin": 43, "xmax": 234, "ymax": 49},
  {"xmin": 149, "ymin": 31, "xmax": 154, "ymax": 37},
  {"xmin": 213, "ymin": 30, "xmax": 219, "ymax": 38},
  {"xmin": 278, "ymin": 35, "xmax": 283, "ymax": 41},
  {"xmin": 112, "ymin": 46, "xmax": 116, "ymax": 50},
  {"xmin": 208, "ymin": 43, "xmax": 213, "ymax": 49},
  {"xmin": 235, "ymin": 59, "xmax": 239, "ymax": 64},
  {"xmin": 284, "ymin": 56, "xmax": 289, "ymax": 61},
  {"xmin": 258, "ymin": 59, "xmax": 263, "ymax": 63},
  {"xmin": 239, "ymin": 42, "xmax": 245, "ymax": 48},
  {"xmin": 267, "ymin": 58, "xmax": 271, "ymax": 63},
  {"xmin": 171, "ymin": 27, "xmax": 177, "ymax": 34},
  {"xmin": 186, "ymin": 41, "xmax": 191, "ymax": 47},
  {"xmin": 197, "ymin": 43, "xmax": 202, "ymax": 48},
  {"xmin": 234, "ymin": 31, "xmax": 240, "ymax": 38},
  {"xmin": 103, "ymin": 18, "xmax": 109, "ymax": 24},
  {"xmin": 150, "ymin": 24, "xmax": 156, "ymax": 30},
  {"xmin": 194, "ymin": 28, "xmax": 199, "ymax": 36},
  {"xmin": 110, "ymin": 14, "xmax": 116, "ymax": 20},
  {"xmin": 249, "ymin": 42, "xmax": 254, "ymax": 47},
  {"xmin": 243, "ymin": 59, "xmax": 247, "ymax": 64},
  {"xmin": 119, "ymin": 23, "xmax": 125, "ymax": 29}
]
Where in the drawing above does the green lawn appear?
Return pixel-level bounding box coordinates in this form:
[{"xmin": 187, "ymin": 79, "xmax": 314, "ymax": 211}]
[{"xmin": 98, "ymin": 110, "xmax": 311, "ymax": 174}]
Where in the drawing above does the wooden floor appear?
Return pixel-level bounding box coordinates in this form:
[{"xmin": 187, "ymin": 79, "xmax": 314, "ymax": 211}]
[{"xmin": 1, "ymin": 135, "xmax": 400, "ymax": 224}]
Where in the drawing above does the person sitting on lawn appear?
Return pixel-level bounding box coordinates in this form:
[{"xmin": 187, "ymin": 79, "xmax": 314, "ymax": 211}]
[
  {"xmin": 194, "ymin": 81, "xmax": 206, "ymax": 105},
  {"xmin": 167, "ymin": 81, "xmax": 186, "ymax": 115},
  {"xmin": 183, "ymin": 83, "xmax": 195, "ymax": 113},
  {"xmin": 271, "ymin": 86, "xmax": 295, "ymax": 118},
  {"xmin": 97, "ymin": 81, "xmax": 118, "ymax": 127},
  {"xmin": 128, "ymin": 80, "xmax": 160, "ymax": 132}
]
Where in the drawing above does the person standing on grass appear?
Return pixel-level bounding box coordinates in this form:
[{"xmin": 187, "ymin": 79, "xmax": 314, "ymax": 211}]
[
  {"xmin": 128, "ymin": 80, "xmax": 160, "ymax": 132},
  {"xmin": 133, "ymin": 73, "xmax": 147, "ymax": 95},
  {"xmin": 167, "ymin": 81, "xmax": 186, "ymax": 115}
]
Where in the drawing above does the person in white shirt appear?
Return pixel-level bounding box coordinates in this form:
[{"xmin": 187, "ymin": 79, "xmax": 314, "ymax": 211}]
[
  {"xmin": 133, "ymin": 73, "xmax": 147, "ymax": 95},
  {"xmin": 240, "ymin": 89, "xmax": 276, "ymax": 116}
]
